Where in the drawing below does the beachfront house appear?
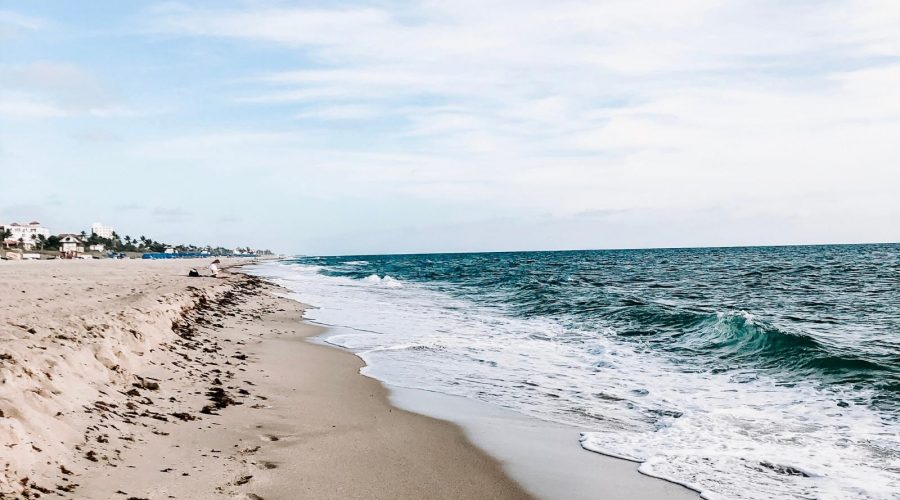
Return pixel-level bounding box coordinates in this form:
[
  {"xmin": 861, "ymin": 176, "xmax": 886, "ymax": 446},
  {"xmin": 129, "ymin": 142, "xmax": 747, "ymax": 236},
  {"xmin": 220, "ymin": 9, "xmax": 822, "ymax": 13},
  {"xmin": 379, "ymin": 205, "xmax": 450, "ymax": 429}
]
[
  {"xmin": 58, "ymin": 234, "xmax": 84, "ymax": 259},
  {"xmin": 1, "ymin": 221, "xmax": 50, "ymax": 250}
]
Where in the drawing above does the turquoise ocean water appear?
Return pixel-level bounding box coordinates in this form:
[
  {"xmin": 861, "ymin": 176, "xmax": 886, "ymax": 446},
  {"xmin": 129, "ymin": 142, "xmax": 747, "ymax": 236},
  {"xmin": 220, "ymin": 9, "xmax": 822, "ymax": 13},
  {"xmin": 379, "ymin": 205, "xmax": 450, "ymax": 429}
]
[{"xmin": 252, "ymin": 244, "xmax": 899, "ymax": 499}]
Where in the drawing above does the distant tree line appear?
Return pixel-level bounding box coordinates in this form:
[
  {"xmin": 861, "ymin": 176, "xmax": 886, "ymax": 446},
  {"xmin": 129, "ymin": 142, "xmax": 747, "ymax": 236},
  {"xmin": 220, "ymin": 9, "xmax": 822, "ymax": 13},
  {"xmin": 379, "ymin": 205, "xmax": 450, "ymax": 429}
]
[{"xmin": 3, "ymin": 228, "xmax": 271, "ymax": 256}]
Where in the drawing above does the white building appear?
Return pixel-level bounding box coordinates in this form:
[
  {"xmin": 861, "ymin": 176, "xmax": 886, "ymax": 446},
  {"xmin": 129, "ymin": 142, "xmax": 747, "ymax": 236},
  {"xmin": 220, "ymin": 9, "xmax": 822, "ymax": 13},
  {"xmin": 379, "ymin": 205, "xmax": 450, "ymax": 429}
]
[
  {"xmin": 89, "ymin": 244, "xmax": 106, "ymax": 252},
  {"xmin": 1, "ymin": 221, "xmax": 50, "ymax": 249},
  {"xmin": 91, "ymin": 222, "xmax": 115, "ymax": 239}
]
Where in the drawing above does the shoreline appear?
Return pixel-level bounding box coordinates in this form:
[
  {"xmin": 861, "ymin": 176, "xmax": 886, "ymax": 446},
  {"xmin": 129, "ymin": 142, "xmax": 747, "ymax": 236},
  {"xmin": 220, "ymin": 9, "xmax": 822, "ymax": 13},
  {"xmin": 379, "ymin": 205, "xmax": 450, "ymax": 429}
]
[
  {"xmin": 386, "ymin": 386, "xmax": 701, "ymax": 500},
  {"xmin": 254, "ymin": 264, "xmax": 699, "ymax": 499},
  {"xmin": 314, "ymin": 325, "xmax": 699, "ymax": 500},
  {"xmin": 1, "ymin": 259, "xmax": 697, "ymax": 499}
]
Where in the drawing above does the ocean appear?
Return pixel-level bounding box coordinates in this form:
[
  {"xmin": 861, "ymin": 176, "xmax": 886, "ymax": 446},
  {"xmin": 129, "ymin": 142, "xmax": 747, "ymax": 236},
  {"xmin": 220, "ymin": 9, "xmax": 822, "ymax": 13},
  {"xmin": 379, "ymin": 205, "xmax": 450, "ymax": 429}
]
[{"xmin": 250, "ymin": 244, "xmax": 899, "ymax": 499}]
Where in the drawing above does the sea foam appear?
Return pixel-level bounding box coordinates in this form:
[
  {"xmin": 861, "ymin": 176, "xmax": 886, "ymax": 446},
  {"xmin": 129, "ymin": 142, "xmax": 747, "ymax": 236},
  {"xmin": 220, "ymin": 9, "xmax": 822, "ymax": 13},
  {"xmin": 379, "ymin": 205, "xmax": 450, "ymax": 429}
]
[{"xmin": 248, "ymin": 252, "xmax": 900, "ymax": 500}]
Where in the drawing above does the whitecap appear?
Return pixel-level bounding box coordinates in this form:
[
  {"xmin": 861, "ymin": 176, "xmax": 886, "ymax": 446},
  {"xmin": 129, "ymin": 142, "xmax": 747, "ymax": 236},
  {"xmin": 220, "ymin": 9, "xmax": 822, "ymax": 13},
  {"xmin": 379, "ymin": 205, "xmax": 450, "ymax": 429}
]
[{"xmin": 362, "ymin": 274, "xmax": 403, "ymax": 288}]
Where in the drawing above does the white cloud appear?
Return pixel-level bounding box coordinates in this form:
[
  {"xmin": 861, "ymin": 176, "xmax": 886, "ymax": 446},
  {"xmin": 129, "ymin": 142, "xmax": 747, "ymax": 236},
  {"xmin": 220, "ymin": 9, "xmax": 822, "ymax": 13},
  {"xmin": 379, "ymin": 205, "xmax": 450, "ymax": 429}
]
[
  {"xmin": 1, "ymin": 62, "xmax": 107, "ymax": 109},
  {"xmin": 151, "ymin": 1, "xmax": 897, "ymax": 237},
  {"xmin": 6, "ymin": 1, "xmax": 896, "ymax": 252},
  {"xmin": 293, "ymin": 104, "xmax": 380, "ymax": 121},
  {"xmin": 0, "ymin": 62, "xmax": 161, "ymax": 119},
  {"xmin": 0, "ymin": 91, "xmax": 68, "ymax": 118},
  {"xmin": 0, "ymin": 9, "xmax": 44, "ymax": 38}
]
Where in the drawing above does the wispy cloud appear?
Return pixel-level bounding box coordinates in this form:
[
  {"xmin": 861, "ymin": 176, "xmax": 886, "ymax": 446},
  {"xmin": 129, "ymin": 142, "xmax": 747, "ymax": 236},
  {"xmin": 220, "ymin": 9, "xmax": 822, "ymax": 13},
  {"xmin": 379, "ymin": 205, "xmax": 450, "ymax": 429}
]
[
  {"xmin": 151, "ymin": 207, "xmax": 191, "ymax": 222},
  {"xmin": 143, "ymin": 0, "xmax": 900, "ymax": 224},
  {"xmin": 71, "ymin": 129, "xmax": 123, "ymax": 143},
  {"xmin": 293, "ymin": 104, "xmax": 380, "ymax": 121},
  {"xmin": 114, "ymin": 203, "xmax": 146, "ymax": 212},
  {"xmin": 0, "ymin": 61, "xmax": 165, "ymax": 119},
  {"xmin": 0, "ymin": 91, "xmax": 68, "ymax": 118},
  {"xmin": 0, "ymin": 9, "xmax": 45, "ymax": 39},
  {"xmin": 0, "ymin": 62, "xmax": 109, "ymax": 113}
]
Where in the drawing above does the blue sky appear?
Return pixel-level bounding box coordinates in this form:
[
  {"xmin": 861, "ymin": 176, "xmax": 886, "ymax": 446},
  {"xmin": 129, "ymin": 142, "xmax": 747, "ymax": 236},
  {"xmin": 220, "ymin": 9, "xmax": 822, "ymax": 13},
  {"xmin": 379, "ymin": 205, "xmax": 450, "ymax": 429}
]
[{"xmin": 1, "ymin": 1, "xmax": 898, "ymax": 254}]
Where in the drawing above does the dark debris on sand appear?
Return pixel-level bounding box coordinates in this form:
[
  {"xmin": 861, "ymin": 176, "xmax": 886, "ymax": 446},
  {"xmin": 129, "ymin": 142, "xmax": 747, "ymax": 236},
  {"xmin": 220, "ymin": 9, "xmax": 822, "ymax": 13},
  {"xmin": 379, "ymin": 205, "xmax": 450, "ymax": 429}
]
[{"xmin": 9, "ymin": 274, "xmax": 278, "ymax": 499}]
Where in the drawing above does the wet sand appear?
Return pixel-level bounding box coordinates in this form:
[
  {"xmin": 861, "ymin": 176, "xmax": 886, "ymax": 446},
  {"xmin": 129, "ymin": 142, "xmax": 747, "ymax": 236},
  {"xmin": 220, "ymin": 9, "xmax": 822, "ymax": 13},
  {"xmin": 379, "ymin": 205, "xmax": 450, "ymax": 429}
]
[{"xmin": 387, "ymin": 386, "xmax": 698, "ymax": 500}]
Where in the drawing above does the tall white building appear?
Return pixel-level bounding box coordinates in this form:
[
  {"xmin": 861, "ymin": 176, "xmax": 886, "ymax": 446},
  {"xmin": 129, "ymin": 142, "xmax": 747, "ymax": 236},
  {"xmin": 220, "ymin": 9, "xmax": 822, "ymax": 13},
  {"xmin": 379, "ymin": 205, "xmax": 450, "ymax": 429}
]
[
  {"xmin": 91, "ymin": 222, "xmax": 115, "ymax": 239},
  {"xmin": 1, "ymin": 221, "xmax": 51, "ymax": 249}
]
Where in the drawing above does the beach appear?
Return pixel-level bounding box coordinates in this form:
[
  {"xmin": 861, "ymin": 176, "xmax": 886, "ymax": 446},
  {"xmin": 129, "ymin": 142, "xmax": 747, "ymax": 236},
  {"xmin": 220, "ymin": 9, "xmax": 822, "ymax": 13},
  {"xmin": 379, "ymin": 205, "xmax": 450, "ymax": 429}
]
[{"xmin": 1, "ymin": 258, "xmax": 698, "ymax": 499}]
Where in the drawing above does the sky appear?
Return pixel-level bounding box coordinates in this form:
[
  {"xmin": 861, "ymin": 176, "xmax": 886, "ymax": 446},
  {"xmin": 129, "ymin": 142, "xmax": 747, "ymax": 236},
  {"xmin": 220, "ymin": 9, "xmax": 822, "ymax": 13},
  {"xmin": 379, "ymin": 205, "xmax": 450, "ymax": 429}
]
[{"xmin": 1, "ymin": 0, "xmax": 898, "ymax": 255}]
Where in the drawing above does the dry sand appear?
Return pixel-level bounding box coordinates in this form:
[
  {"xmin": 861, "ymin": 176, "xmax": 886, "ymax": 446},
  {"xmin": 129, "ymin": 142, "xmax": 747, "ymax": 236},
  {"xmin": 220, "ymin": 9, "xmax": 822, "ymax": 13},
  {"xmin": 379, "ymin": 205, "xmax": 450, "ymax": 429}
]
[{"xmin": 0, "ymin": 259, "xmax": 528, "ymax": 499}]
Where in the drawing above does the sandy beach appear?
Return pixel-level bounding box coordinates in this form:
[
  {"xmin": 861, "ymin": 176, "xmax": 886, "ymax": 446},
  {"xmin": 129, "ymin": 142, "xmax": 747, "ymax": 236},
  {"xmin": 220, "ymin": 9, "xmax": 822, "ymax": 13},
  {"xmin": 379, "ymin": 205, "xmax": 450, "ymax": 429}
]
[
  {"xmin": 1, "ymin": 259, "xmax": 696, "ymax": 499},
  {"xmin": 0, "ymin": 258, "xmax": 528, "ymax": 499}
]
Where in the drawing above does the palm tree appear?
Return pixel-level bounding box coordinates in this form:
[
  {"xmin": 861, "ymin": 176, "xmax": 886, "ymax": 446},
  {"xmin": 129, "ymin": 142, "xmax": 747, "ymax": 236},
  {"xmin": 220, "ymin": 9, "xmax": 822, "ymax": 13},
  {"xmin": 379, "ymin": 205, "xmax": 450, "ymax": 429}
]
[{"xmin": 37, "ymin": 234, "xmax": 46, "ymax": 251}]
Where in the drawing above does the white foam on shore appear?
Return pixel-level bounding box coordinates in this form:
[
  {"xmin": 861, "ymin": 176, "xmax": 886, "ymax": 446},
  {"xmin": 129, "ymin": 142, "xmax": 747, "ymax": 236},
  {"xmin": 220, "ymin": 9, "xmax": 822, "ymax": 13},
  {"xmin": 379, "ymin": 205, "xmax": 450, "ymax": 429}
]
[{"xmin": 248, "ymin": 262, "xmax": 900, "ymax": 500}]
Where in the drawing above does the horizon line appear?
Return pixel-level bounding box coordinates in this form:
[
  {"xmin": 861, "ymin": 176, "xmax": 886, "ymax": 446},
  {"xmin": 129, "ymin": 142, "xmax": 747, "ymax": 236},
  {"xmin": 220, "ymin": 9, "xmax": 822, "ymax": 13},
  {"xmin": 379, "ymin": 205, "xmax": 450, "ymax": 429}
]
[{"xmin": 287, "ymin": 240, "xmax": 900, "ymax": 259}]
